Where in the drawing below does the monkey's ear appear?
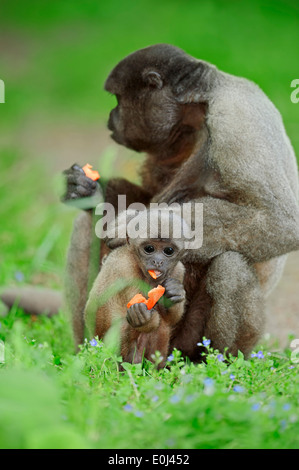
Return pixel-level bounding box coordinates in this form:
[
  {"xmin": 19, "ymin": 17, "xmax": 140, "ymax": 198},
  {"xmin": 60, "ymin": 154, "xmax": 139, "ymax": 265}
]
[
  {"xmin": 142, "ymin": 70, "xmax": 163, "ymax": 90},
  {"xmin": 172, "ymin": 61, "xmax": 215, "ymax": 104}
]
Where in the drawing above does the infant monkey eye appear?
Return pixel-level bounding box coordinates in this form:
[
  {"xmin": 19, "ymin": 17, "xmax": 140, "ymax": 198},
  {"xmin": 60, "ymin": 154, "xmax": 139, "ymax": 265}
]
[
  {"xmin": 163, "ymin": 246, "xmax": 175, "ymax": 256},
  {"xmin": 144, "ymin": 244, "xmax": 155, "ymax": 254}
]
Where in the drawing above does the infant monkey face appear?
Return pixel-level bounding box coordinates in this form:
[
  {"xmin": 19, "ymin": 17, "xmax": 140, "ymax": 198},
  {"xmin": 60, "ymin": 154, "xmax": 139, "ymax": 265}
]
[{"xmin": 138, "ymin": 239, "xmax": 181, "ymax": 282}]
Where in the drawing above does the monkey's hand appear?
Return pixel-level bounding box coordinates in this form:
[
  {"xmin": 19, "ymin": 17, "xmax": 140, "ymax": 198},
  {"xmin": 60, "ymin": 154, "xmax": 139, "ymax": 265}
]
[
  {"xmin": 126, "ymin": 302, "xmax": 159, "ymax": 332},
  {"xmin": 61, "ymin": 164, "xmax": 104, "ymax": 209},
  {"xmin": 105, "ymin": 237, "xmax": 126, "ymax": 249},
  {"xmin": 162, "ymin": 278, "xmax": 186, "ymax": 304}
]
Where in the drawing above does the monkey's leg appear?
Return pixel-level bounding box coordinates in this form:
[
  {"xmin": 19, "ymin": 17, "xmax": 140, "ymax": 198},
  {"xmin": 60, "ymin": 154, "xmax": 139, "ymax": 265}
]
[
  {"xmin": 144, "ymin": 321, "xmax": 171, "ymax": 368},
  {"xmin": 122, "ymin": 305, "xmax": 161, "ymax": 364},
  {"xmin": 121, "ymin": 321, "xmax": 170, "ymax": 368},
  {"xmin": 204, "ymin": 251, "xmax": 265, "ymax": 358}
]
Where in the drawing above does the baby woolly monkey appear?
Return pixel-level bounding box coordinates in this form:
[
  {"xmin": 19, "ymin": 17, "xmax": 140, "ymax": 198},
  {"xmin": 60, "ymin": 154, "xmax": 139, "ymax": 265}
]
[{"xmin": 84, "ymin": 209, "xmax": 190, "ymax": 367}]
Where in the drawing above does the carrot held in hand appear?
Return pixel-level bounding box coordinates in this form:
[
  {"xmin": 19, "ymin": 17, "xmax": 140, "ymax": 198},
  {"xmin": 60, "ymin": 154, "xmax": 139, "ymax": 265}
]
[
  {"xmin": 82, "ymin": 163, "xmax": 100, "ymax": 181},
  {"xmin": 127, "ymin": 293, "xmax": 147, "ymax": 309},
  {"xmin": 146, "ymin": 285, "xmax": 165, "ymax": 309},
  {"xmin": 127, "ymin": 285, "xmax": 165, "ymax": 310}
]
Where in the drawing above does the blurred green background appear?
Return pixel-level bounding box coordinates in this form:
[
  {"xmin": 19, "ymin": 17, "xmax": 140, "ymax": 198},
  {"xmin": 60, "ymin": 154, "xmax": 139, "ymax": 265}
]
[
  {"xmin": 0, "ymin": 0, "xmax": 298, "ymax": 290},
  {"xmin": 0, "ymin": 0, "xmax": 299, "ymax": 451}
]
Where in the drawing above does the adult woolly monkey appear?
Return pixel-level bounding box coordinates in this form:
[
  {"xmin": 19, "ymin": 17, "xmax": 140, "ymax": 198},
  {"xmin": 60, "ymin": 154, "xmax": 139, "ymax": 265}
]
[
  {"xmin": 64, "ymin": 44, "xmax": 299, "ymax": 359},
  {"xmin": 84, "ymin": 208, "xmax": 188, "ymax": 366},
  {"xmin": 3, "ymin": 44, "xmax": 298, "ymax": 360}
]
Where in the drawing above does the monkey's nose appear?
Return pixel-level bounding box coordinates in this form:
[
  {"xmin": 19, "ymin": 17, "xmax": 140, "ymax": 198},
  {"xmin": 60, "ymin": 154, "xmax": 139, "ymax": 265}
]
[{"xmin": 153, "ymin": 260, "xmax": 163, "ymax": 268}]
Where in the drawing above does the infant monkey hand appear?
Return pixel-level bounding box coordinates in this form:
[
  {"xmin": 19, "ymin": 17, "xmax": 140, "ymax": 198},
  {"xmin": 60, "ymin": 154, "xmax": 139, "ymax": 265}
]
[
  {"xmin": 126, "ymin": 302, "xmax": 158, "ymax": 330},
  {"xmin": 162, "ymin": 278, "xmax": 186, "ymax": 304}
]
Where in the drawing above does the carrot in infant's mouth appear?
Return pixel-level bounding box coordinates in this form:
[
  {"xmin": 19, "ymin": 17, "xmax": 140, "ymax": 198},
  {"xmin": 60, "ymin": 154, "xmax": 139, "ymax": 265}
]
[{"xmin": 148, "ymin": 270, "xmax": 158, "ymax": 279}]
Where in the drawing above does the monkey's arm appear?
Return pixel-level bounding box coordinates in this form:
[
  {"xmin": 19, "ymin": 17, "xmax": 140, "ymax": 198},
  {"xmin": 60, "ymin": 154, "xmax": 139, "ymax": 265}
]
[
  {"xmin": 154, "ymin": 78, "xmax": 299, "ymax": 264},
  {"xmin": 151, "ymin": 144, "xmax": 299, "ymax": 264},
  {"xmin": 62, "ymin": 164, "xmax": 151, "ymax": 211},
  {"xmin": 153, "ymin": 191, "xmax": 299, "ymax": 264},
  {"xmin": 152, "ymin": 140, "xmax": 299, "ymax": 263},
  {"xmin": 161, "ymin": 277, "xmax": 186, "ymax": 326},
  {"xmin": 104, "ymin": 178, "xmax": 152, "ymax": 249},
  {"xmin": 185, "ymin": 194, "xmax": 299, "ymax": 264},
  {"xmin": 104, "ymin": 177, "xmax": 152, "ymax": 209}
]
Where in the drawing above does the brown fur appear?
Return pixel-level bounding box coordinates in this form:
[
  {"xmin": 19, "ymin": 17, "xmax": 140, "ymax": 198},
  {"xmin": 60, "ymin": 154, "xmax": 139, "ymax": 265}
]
[
  {"xmin": 64, "ymin": 44, "xmax": 299, "ymax": 360},
  {"xmin": 84, "ymin": 245, "xmax": 185, "ymax": 367}
]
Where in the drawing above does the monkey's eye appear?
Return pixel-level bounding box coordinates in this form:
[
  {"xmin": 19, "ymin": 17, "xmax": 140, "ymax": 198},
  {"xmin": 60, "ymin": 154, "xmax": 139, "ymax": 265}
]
[
  {"xmin": 163, "ymin": 247, "xmax": 175, "ymax": 256},
  {"xmin": 144, "ymin": 245, "xmax": 155, "ymax": 254}
]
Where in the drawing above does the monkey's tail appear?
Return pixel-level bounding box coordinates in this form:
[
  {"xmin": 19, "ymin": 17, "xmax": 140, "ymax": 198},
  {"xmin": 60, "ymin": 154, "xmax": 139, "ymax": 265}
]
[{"xmin": 0, "ymin": 286, "xmax": 62, "ymax": 317}]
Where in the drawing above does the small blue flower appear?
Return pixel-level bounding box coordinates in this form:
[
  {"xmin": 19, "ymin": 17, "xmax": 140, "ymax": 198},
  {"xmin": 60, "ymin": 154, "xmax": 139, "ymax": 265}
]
[
  {"xmin": 230, "ymin": 374, "xmax": 236, "ymax": 380},
  {"xmin": 152, "ymin": 395, "xmax": 159, "ymax": 402},
  {"xmin": 14, "ymin": 271, "xmax": 24, "ymax": 282},
  {"xmin": 251, "ymin": 352, "xmax": 257, "ymax": 358},
  {"xmin": 280, "ymin": 419, "xmax": 287, "ymax": 431},
  {"xmin": 256, "ymin": 351, "xmax": 264, "ymax": 359},
  {"xmin": 123, "ymin": 404, "xmax": 133, "ymax": 412},
  {"xmin": 288, "ymin": 365, "xmax": 295, "ymax": 369},
  {"xmin": 203, "ymin": 377, "xmax": 215, "ymax": 396},
  {"xmin": 89, "ymin": 338, "xmax": 98, "ymax": 347},
  {"xmin": 203, "ymin": 339, "xmax": 211, "ymax": 347},
  {"xmin": 165, "ymin": 438, "xmax": 175, "ymax": 447},
  {"xmin": 134, "ymin": 410, "xmax": 144, "ymax": 418},
  {"xmin": 233, "ymin": 385, "xmax": 244, "ymax": 393},
  {"xmin": 185, "ymin": 394, "xmax": 196, "ymax": 403},
  {"xmin": 217, "ymin": 354, "xmax": 224, "ymax": 362},
  {"xmin": 252, "ymin": 403, "xmax": 261, "ymax": 411},
  {"xmin": 283, "ymin": 403, "xmax": 291, "ymax": 411},
  {"xmin": 167, "ymin": 354, "xmax": 174, "ymax": 362},
  {"xmin": 203, "ymin": 377, "xmax": 214, "ymax": 386},
  {"xmin": 169, "ymin": 394, "xmax": 181, "ymax": 404}
]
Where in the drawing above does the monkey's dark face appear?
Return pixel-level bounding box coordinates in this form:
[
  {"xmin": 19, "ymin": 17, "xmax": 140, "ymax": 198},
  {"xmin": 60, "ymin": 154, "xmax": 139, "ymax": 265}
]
[
  {"xmin": 134, "ymin": 239, "xmax": 182, "ymax": 282},
  {"xmin": 104, "ymin": 44, "xmax": 211, "ymax": 153},
  {"xmin": 106, "ymin": 83, "xmax": 180, "ymax": 153},
  {"xmin": 104, "ymin": 45, "xmax": 191, "ymax": 153}
]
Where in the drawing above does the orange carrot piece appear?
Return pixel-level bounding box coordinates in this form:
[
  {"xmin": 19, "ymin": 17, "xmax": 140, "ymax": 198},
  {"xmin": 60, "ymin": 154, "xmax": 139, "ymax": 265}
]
[
  {"xmin": 127, "ymin": 285, "xmax": 165, "ymax": 310},
  {"xmin": 82, "ymin": 163, "xmax": 100, "ymax": 181},
  {"xmin": 127, "ymin": 293, "xmax": 147, "ymax": 309},
  {"xmin": 148, "ymin": 270, "xmax": 157, "ymax": 279},
  {"xmin": 146, "ymin": 285, "xmax": 165, "ymax": 310}
]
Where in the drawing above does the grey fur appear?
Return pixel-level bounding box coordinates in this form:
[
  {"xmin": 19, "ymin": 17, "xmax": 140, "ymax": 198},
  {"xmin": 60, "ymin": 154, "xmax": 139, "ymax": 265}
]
[{"xmin": 65, "ymin": 44, "xmax": 299, "ymax": 358}]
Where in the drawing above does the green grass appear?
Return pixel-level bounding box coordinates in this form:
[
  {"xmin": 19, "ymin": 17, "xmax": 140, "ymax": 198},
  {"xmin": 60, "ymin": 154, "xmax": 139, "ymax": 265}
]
[
  {"xmin": 1, "ymin": 310, "xmax": 298, "ymax": 449},
  {"xmin": 0, "ymin": 0, "xmax": 299, "ymax": 450}
]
